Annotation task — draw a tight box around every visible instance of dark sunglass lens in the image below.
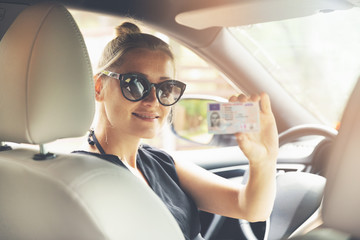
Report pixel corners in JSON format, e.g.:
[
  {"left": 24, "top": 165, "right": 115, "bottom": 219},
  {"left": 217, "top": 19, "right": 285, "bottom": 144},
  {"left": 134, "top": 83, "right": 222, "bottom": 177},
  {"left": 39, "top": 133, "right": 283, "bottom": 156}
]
[
  {"left": 157, "top": 81, "right": 185, "bottom": 106},
  {"left": 122, "top": 75, "right": 148, "bottom": 101}
]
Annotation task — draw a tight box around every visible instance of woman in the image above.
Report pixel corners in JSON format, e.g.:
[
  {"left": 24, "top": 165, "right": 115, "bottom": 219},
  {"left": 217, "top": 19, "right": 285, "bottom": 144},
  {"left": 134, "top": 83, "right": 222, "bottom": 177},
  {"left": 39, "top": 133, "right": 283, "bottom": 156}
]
[{"left": 77, "top": 22, "right": 278, "bottom": 240}]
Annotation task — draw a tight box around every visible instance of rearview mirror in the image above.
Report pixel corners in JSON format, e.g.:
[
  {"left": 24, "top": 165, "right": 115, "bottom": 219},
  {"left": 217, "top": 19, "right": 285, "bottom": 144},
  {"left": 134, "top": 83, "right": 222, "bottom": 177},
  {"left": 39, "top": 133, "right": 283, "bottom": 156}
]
[{"left": 171, "top": 95, "right": 238, "bottom": 147}]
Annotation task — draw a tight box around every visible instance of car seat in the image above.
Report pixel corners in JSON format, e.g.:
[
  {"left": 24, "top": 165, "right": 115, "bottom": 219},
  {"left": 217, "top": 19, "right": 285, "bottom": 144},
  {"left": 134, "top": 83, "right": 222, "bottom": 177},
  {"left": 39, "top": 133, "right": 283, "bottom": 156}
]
[
  {"left": 289, "top": 79, "right": 360, "bottom": 240},
  {"left": 0, "top": 2, "right": 184, "bottom": 240}
]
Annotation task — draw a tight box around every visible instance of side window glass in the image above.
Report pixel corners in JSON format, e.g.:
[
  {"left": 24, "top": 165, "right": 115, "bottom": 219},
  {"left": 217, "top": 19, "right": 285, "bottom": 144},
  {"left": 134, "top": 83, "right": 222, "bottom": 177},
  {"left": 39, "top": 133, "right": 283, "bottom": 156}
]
[{"left": 70, "top": 10, "right": 238, "bottom": 151}]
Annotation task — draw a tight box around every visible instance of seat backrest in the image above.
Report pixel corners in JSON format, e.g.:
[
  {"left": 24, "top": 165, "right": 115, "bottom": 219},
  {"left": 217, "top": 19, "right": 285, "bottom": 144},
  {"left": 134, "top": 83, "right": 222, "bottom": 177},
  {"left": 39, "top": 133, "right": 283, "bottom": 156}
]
[
  {"left": 290, "top": 83, "right": 360, "bottom": 240},
  {"left": 0, "top": 2, "right": 93, "bottom": 144},
  {"left": 0, "top": 3, "right": 184, "bottom": 240},
  {"left": 321, "top": 77, "right": 360, "bottom": 239}
]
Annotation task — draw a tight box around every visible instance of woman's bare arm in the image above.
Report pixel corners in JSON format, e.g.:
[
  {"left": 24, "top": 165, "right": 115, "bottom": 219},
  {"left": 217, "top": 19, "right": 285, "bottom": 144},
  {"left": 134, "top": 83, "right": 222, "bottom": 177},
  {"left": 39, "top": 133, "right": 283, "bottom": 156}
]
[{"left": 175, "top": 93, "right": 278, "bottom": 222}]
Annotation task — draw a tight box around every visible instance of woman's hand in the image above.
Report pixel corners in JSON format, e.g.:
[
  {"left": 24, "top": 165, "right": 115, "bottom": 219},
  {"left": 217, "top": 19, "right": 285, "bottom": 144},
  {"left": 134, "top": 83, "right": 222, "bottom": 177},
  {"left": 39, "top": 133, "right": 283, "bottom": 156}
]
[
  {"left": 175, "top": 93, "right": 278, "bottom": 221},
  {"left": 229, "top": 93, "right": 278, "bottom": 167}
]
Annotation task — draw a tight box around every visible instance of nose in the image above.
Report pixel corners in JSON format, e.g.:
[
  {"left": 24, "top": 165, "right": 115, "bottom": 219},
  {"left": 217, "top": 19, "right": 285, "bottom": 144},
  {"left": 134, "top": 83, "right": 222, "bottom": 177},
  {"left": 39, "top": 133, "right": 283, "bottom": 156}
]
[{"left": 142, "top": 86, "right": 159, "bottom": 106}]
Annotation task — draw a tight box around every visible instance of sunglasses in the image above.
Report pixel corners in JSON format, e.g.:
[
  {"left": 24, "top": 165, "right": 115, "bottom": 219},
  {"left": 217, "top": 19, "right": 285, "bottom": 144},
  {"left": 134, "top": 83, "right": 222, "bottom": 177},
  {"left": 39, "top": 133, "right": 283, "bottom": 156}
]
[{"left": 101, "top": 70, "right": 186, "bottom": 106}]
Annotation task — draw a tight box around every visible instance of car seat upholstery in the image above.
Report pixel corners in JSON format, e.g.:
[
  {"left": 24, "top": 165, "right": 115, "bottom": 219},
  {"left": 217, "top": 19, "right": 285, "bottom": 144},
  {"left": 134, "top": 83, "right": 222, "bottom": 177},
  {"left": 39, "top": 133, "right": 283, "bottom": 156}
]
[
  {"left": 290, "top": 78, "right": 360, "bottom": 240},
  {"left": 0, "top": 2, "right": 184, "bottom": 240}
]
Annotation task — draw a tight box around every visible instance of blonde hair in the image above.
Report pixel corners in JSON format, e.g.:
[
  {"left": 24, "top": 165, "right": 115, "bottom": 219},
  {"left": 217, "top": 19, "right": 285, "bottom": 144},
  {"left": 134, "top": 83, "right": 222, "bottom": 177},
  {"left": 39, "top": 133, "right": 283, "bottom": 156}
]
[{"left": 97, "top": 22, "right": 175, "bottom": 73}]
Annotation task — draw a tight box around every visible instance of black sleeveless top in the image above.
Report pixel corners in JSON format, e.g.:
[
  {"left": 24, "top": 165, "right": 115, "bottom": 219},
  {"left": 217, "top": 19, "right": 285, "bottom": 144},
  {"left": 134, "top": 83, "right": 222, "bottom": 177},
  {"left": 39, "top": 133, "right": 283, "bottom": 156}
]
[{"left": 73, "top": 144, "right": 201, "bottom": 240}]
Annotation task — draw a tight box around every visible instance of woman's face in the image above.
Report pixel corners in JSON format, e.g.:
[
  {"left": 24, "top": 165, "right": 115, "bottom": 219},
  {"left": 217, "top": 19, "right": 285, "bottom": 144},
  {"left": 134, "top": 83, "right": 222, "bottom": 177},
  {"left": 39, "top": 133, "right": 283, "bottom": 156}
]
[{"left": 100, "top": 48, "right": 175, "bottom": 139}]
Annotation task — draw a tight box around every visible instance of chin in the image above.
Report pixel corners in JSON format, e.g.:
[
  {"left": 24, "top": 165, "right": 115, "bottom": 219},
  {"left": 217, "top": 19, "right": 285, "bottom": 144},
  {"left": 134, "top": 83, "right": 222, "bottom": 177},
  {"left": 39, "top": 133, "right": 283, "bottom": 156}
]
[
  {"left": 134, "top": 123, "right": 167, "bottom": 139},
  {"left": 137, "top": 130, "right": 159, "bottom": 139}
]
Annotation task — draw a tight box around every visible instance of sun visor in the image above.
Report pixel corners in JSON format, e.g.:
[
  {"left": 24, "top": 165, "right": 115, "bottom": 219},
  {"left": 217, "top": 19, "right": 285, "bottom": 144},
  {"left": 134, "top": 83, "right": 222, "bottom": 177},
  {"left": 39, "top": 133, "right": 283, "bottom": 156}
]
[{"left": 175, "top": 0, "right": 353, "bottom": 30}]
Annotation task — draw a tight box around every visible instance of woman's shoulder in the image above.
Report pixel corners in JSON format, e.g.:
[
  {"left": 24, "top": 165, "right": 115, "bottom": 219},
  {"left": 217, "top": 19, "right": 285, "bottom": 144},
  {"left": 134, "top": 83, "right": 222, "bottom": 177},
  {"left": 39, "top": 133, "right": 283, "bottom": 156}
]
[
  {"left": 138, "top": 144, "right": 180, "bottom": 185},
  {"left": 72, "top": 150, "right": 126, "bottom": 168},
  {"left": 140, "top": 144, "right": 172, "bottom": 158},
  {"left": 138, "top": 144, "right": 175, "bottom": 166}
]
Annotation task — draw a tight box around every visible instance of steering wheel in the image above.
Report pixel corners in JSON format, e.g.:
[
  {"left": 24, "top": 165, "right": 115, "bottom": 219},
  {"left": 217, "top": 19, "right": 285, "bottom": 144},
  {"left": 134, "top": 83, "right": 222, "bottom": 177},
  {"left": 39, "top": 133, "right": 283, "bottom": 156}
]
[
  {"left": 204, "top": 124, "right": 337, "bottom": 240},
  {"left": 240, "top": 124, "right": 337, "bottom": 240},
  {"left": 278, "top": 124, "right": 337, "bottom": 147}
]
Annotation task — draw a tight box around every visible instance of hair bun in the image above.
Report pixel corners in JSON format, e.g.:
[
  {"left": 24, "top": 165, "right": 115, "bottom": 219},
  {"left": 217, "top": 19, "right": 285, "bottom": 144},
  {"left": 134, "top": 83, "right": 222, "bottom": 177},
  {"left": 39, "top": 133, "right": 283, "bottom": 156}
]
[{"left": 115, "top": 22, "right": 141, "bottom": 37}]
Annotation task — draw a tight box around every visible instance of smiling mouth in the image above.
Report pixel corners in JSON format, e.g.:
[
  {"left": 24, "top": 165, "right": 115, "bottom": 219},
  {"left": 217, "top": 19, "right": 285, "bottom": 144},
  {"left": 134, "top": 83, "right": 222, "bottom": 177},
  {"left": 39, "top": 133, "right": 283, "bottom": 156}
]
[{"left": 132, "top": 112, "right": 160, "bottom": 120}]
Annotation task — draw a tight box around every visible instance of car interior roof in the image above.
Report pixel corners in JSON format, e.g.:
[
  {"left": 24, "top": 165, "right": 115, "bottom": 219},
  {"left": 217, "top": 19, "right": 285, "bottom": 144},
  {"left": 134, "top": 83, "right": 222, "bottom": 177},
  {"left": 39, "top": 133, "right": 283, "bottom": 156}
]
[{"left": 2, "top": 0, "right": 355, "bottom": 47}]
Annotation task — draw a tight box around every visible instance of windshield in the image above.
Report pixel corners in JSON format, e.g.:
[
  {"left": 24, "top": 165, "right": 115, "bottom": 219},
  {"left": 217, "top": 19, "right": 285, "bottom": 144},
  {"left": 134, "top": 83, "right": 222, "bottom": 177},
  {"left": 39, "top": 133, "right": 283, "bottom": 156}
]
[{"left": 229, "top": 7, "right": 360, "bottom": 128}]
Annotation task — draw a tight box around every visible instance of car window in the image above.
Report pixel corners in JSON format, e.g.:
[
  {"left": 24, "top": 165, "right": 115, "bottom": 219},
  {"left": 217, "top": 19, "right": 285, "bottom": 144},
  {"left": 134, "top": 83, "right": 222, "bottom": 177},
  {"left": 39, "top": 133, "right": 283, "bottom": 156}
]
[
  {"left": 228, "top": 8, "right": 360, "bottom": 129},
  {"left": 61, "top": 9, "right": 239, "bottom": 151}
]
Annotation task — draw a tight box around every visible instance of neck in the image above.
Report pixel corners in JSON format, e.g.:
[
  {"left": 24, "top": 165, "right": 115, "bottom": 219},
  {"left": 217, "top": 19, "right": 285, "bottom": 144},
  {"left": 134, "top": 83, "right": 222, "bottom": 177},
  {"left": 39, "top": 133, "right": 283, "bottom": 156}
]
[{"left": 89, "top": 122, "right": 141, "bottom": 169}]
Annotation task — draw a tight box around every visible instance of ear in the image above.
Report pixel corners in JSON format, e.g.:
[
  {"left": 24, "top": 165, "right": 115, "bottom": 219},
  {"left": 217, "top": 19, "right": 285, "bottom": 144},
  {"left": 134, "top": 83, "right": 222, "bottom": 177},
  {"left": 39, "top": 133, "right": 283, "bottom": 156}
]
[{"left": 94, "top": 74, "right": 104, "bottom": 101}]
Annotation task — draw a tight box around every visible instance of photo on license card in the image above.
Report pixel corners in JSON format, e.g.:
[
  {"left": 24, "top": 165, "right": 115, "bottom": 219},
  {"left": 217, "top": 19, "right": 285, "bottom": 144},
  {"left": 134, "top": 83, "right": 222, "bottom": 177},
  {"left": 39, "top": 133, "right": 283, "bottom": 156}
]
[{"left": 207, "top": 102, "right": 260, "bottom": 134}]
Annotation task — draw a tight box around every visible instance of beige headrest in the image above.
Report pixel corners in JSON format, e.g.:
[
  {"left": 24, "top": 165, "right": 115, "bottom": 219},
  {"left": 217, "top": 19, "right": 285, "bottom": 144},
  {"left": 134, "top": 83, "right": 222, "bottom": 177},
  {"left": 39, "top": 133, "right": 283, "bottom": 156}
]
[{"left": 0, "top": 2, "right": 94, "bottom": 144}]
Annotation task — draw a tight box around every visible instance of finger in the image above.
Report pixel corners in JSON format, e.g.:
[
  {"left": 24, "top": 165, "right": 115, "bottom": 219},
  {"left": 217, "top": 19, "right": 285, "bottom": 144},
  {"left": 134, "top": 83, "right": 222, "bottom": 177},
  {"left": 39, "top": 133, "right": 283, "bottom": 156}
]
[
  {"left": 235, "top": 131, "right": 246, "bottom": 140},
  {"left": 259, "top": 92, "right": 272, "bottom": 113},
  {"left": 229, "top": 95, "right": 238, "bottom": 102},
  {"left": 237, "top": 94, "right": 247, "bottom": 102},
  {"left": 234, "top": 132, "right": 250, "bottom": 153},
  {"left": 249, "top": 94, "right": 260, "bottom": 102}
]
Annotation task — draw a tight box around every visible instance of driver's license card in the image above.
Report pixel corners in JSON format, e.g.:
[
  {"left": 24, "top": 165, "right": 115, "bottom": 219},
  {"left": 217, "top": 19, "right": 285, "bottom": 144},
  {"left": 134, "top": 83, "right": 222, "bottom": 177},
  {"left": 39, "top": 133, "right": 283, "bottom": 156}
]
[{"left": 207, "top": 102, "right": 260, "bottom": 134}]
